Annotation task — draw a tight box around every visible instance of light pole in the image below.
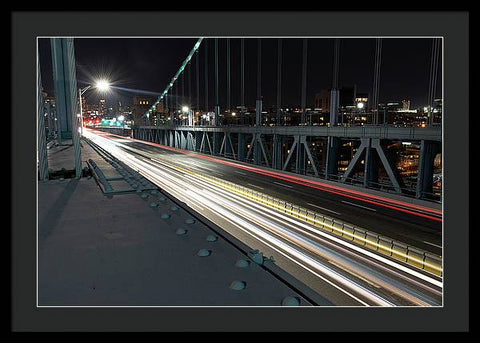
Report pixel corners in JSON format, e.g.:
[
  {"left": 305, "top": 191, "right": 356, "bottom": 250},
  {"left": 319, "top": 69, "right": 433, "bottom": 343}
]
[
  {"left": 78, "top": 79, "right": 110, "bottom": 135},
  {"left": 78, "top": 85, "right": 91, "bottom": 135},
  {"left": 182, "top": 106, "right": 194, "bottom": 127}
]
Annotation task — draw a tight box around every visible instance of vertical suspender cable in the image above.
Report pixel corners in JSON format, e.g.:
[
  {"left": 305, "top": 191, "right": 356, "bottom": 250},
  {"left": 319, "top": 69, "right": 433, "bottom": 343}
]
[
  {"left": 331, "top": 38, "right": 340, "bottom": 126},
  {"left": 372, "top": 38, "right": 382, "bottom": 125},
  {"left": 205, "top": 39, "right": 209, "bottom": 113},
  {"left": 372, "top": 39, "right": 378, "bottom": 124},
  {"left": 227, "top": 38, "right": 231, "bottom": 113},
  {"left": 301, "top": 38, "right": 308, "bottom": 125},
  {"left": 241, "top": 38, "right": 245, "bottom": 109},
  {"left": 257, "top": 38, "right": 261, "bottom": 101},
  {"left": 428, "top": 38, "right": 440, "bottom": 125},
  {"left": 377, "top": 39, "right": 382, "bottom": 125},
  {"left": 276, "top": 38, "right": 283, "bottom": 126},
  {"left": 333, "top": 38, "right": 340, "bottom": 89},
  {"left": 256, "top": 38, "right": 262, "bottom": 127},
  {"left": 215, "top": 38, "right": 219, "bottom": 124},
  {"left": 196, "top": 49, "right": 200, "bottom": 112}
]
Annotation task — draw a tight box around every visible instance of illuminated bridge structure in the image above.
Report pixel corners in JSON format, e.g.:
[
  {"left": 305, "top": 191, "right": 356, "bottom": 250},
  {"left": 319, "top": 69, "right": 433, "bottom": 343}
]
[
  {"left": 130, "top": 37, "right": 442, "bottom": 201},
  {"left": 128, "top": 124, "right": 441, "bottom": 200}
]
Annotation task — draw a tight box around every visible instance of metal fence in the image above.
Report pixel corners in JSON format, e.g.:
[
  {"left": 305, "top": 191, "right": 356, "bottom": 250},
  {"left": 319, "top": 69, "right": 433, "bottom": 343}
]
[{"left": 191, "top": 170, "right": 443, "bottom": 277}]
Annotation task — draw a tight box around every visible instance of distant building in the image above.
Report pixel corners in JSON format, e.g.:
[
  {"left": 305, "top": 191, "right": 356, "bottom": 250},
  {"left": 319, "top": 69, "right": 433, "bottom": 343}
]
[
  {"left": 354, "top": 93, "right": 369, "bottom": 109},
  {"left": 314, "top": 86, "right": 361, "bottom": 112},
  {"left": 314, "top": 86, "right": 371, "bottom": 125},
  {"left": 402, "top": 99, "right": 411, "bottom": 111},
  {"left": 132, "top": 95, "right": 154, "bottom": 125},
  {"left": 338, "top": 86, "right": 356, "bottom": 110},
  {"left": 99, "top": 99, "right": 107, "bottom": 116},
  {"left": 314, "top": 89, "right": 331, "bottom": 113}
]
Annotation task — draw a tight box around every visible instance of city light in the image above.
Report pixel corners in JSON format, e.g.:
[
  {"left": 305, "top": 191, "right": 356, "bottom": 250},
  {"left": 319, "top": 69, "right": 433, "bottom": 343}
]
[
  {"left": 117, "top": 115, "right": 125, "bottom": 122},
  {"left": 182, "top": 106, "right": 189, "bottom": 113},
  {"left": 95, "top": 79, "right": 110, "bottom": 92},
  {"left": 231, "top": 112, "right": 236, "bottom": 116},
  {"left": 357, "top": 102, "right": 364, "bottom": 109}
]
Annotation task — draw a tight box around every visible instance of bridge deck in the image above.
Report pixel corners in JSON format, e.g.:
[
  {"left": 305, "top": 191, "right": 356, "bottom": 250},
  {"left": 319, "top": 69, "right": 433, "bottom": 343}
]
[{"left": 37, "top": 142, "right": 324, "bottom": 306}]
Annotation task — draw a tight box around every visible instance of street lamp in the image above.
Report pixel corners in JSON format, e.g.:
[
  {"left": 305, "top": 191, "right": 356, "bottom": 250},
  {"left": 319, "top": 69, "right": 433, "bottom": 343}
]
[
  {"left": 182, "top": 106, "right": 194, "bottom": 126},
  {"left": 78, "top": 79, "right": 111, "bottom": 135}
]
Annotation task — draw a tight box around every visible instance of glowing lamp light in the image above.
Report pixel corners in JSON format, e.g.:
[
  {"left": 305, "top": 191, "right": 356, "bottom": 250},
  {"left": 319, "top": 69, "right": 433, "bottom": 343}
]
[
  {"left": 117, "top": 115, "right": 125, "bottom": 122},
  {"left": 182, "top": 106, "right": 189, "bottom": 113},
  {"left": 231, "top": 112, "right": 236, "bottom": 116},
  {"left": 357, "top": 102, "right": 364, "bottom": 109},
  {"left": 95, "top": 79, "right": 110, "bottom": 92}
]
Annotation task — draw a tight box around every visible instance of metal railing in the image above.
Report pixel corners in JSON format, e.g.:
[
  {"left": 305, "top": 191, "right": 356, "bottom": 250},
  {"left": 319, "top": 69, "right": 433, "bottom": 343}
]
[{"left": 189, "top": 170, "right": 443, "bottom": 277}]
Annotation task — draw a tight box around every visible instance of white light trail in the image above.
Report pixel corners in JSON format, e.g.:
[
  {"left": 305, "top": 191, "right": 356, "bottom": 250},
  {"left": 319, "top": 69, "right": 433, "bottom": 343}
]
[{"left": 83, "top": 129, "right": 442, "bottom": 306}]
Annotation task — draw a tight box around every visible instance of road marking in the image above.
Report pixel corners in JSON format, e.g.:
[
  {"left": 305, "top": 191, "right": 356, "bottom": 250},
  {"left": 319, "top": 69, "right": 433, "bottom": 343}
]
[
  {"left": 273, "top": 181, "right": 294, "bottom": 189},
  {"left": 247, "top": 183, "right": 264, "bottom": 190},
  {"left": 328, "top": 260, "right": 382, "bottom": 289},
  {"left": 341, "top": 200, "right": 377, "bottom": 212},
  {"left": 306, "top": 203, "right": 341, "bottom": 216},
  {"left": 235, "top": 171, "right": 247, "bottom": 175},
  {"left": 423, "top": 241, "right": 442, "bottom": 249}
]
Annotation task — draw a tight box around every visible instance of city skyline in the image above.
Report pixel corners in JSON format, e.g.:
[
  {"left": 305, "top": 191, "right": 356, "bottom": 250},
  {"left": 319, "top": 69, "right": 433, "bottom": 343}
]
[{"left": 38, "top": 37, "right": 442, "bottom": 110}]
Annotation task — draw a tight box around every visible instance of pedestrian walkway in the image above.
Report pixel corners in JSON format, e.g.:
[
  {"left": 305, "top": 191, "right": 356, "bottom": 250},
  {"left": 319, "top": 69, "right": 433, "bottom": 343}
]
[{"left": 37, "top": 139, "right": 320, "bottom": 306}]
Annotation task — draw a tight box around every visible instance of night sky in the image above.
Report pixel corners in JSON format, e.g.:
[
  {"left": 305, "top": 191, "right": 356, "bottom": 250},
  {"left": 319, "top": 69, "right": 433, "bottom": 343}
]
[{"left": 38, "top": 37, "right": 442, "bottom": 110}]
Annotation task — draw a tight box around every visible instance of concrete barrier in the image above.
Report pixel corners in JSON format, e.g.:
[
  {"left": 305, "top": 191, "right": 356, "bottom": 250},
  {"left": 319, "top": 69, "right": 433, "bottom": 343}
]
[{"left": 187, "top": 167, "right": 443, "bottom": 277}]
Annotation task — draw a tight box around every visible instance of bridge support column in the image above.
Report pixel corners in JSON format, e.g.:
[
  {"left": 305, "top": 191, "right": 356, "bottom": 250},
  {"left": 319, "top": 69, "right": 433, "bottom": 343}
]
[
  {"left": 50, "top": 37, "right": 81, "bottom": 178},
  {"left": 175, "top": 131, "right": 179, "bottom": 147},
  {"left": 195, "top": 132, "right": 202, "bottom": 151},
  {"left": 186, "top": 132, "right": 194, "bottom": 151},
  {"left": 161, "top": 130, "right": 166, "bottom": 145},
  {"left": 256, "top": 100, "right": 262, "bottom": 126},
  {"left": 223, "top": 132, "right": 235, "bottom": 159},
  {"left": 246, "top": 133, "right": 270, "bottom": 166},
  {"left": 342, "top": 138, "right": 403, "bottom": 193},
  {"left": 199, "top": 132, "right": 213, "bottom": 155},
  {"left": 341, "top": 138, "right": 369, "bottom": 184},
  {"left": 272, "top": 134, "right": 283, "bottom": 170},
  {"left": 416, "top": 140, "right": 440, "bottom": 199},
  {"left": 282, "top": 135, "right": 317, "bottom": 176},
  {"left": 363, "top": 138, "right": 379, "bottom": 188},
  {"left": 371, "top": 139, "right": 403, "bottom": 193},
  {"left": 214, "top": 105, "right": 220, "bottom": 126},
  {"left": 238, "top": 133, "right": 246, "bottom": 162},
  {"left": 283, "top": 136, "right": 298, "bottom": 171},
  {"left": 325, "top": 136, "right": 340, "bottom": 179},
  {"left": 295, "top": 136, "right": 305, "bottom": 174},
  {"left": 213, "top": 132, "right": 222, "bottom": 155},
  {"left": 300, "top": 136, "right": 319, "bottom": 177},
  {"left": 329, "top": 89, "right": 340, "bottom": 125},
  {"left": 51, "top": 38, "right": 74, "bottom": 142},
  {"left": 182, "top": 132, "right": 188, "bottom": 150},
  {"left": 253, "top": 134, "right": 261, "bottom": 165}
]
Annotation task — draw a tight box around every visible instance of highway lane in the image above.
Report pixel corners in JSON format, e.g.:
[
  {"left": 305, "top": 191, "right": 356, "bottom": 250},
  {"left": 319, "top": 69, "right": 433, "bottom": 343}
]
[
  {"left": 102, "top": 132, "right": 442, "bottom": 255},
  {"left": 84, "top": 129, "right": 443, "bottom": 306}
]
